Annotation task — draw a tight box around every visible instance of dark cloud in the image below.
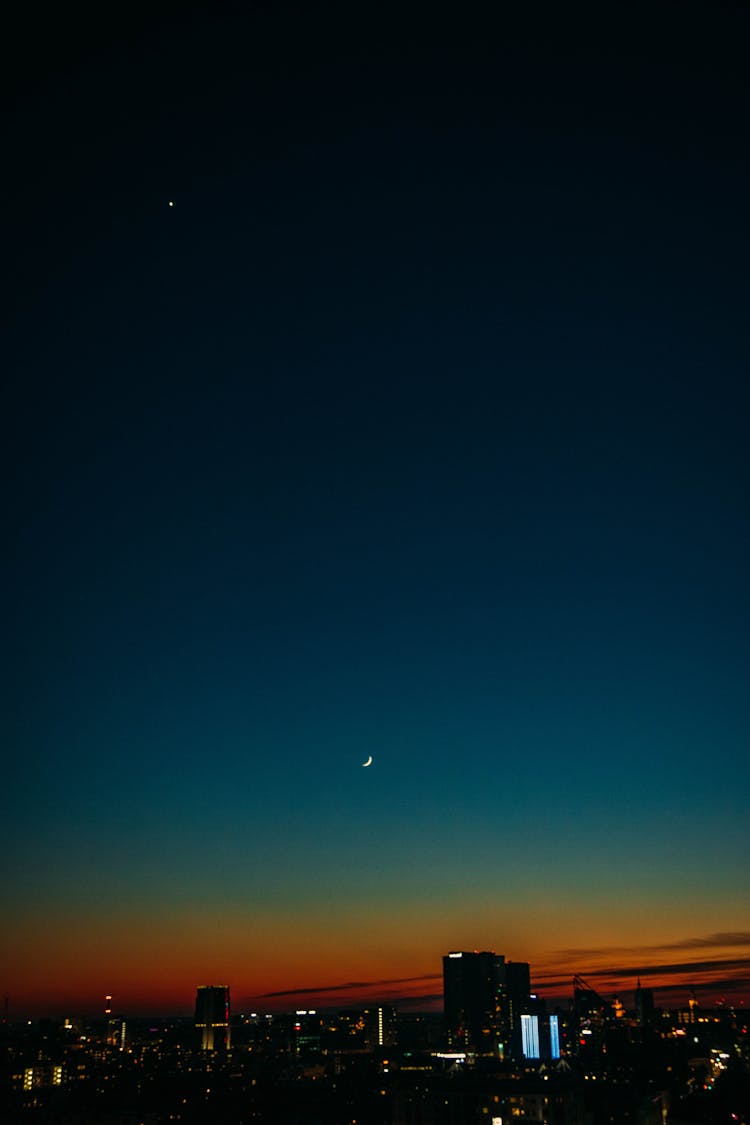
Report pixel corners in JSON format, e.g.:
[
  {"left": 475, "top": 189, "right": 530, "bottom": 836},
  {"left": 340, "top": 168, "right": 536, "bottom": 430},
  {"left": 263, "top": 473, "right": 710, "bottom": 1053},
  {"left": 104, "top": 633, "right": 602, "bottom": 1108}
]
[
  {"left": 553, "top": 932, "right": 750, "bottom": 963},
  {"left": 256, "top": 973, "right": 441, "bottom": 999},
  {"left": 395, "top": 992, "right": 444, "bottom": 1009},
  {"left": 536, "top": 972, "right": 750, "bottom": 1001},
  {"left": 658, "top": 932, "right": 750, "bottom": 950},
  {"left": 533, "top": 951, "right": 750, "bottom": 1006},
  {"left": 532, "top": 978, "right": 573, "bottom": 991},
  {"left": 577, "top": 957, "right": 750, "bottom": 980},
  {"left": 241, "top": 944, "right": 750, "bottom": 1011},
  {"left": 649, "top": 975, "right": 750, "bottom": 998},
  {"left": 537, "top": 956, "right": 750, "bottom": 982}
]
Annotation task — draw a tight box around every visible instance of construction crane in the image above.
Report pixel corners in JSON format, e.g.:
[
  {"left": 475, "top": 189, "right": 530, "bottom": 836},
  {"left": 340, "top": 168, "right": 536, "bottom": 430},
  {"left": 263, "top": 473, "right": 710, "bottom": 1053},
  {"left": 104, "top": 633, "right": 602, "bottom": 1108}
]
[{"left": 573, "top": 974, "right": 614, "bottom": 1019}]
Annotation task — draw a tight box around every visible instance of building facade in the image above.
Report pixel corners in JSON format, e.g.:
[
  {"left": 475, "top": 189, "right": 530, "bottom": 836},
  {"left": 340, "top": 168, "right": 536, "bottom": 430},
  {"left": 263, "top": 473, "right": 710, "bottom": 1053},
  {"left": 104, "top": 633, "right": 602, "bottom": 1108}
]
[
  {"left": 443, "top": 951, "right": 506, "bottom": 1054},
  {"left": 195, "top": 985, "right": 231, "bottom": 1050}
]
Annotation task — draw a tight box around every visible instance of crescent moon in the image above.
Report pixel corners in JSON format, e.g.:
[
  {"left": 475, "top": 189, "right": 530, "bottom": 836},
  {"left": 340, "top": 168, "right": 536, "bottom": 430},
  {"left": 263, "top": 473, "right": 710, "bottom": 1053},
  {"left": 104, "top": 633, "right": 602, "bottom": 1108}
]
[{"left": 362, "top": 756, "right": 373, "bottom": 767}]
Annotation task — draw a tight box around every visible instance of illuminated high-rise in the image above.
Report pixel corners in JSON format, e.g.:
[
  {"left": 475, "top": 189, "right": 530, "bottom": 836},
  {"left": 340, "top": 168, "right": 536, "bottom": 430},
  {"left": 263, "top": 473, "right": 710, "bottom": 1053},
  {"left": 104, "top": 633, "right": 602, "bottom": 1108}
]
[
  {"left": 521, "top": 1012, "right": 540, "bottom": 1059},
  {"left": 195, "top": 985, "right": 231, "bottom": 1050}
]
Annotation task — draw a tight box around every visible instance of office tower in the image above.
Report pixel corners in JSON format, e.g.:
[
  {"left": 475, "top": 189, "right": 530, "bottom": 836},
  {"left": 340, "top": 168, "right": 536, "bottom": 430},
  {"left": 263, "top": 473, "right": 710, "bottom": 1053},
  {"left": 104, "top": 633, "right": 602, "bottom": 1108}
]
[
  {"left": 443, "top": 951, "right": 506, "bottom": 1053},
  {"left": 504, "top": 961, "right": 531, "bottom": 1059},
  {"left": 195, "top": 985, "right": 231, "bottom": 1050},
  {"left": 505, "top": 961, "right": 530, "bottom": 1000}
]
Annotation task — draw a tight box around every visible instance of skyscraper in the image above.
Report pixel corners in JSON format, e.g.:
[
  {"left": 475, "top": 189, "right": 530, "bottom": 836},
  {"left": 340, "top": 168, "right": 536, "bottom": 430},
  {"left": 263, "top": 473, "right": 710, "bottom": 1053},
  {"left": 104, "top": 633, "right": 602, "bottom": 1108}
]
[
  {"left": 195, "top": 985, "right": 231, "bottom": 1050},
  {"left": 504, "top": 961, "right": 531, "bottom": 1059},
  {"left": 442, "top": 951, "right": 505, "bottom": 1053}
]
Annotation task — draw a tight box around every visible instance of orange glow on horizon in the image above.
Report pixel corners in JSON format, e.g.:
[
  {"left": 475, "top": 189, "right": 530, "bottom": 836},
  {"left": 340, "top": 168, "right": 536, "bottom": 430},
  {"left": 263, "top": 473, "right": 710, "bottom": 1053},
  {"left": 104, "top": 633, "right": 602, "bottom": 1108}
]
[{"left": 6, "top": 895, "right": 748, "bottom": 1017}]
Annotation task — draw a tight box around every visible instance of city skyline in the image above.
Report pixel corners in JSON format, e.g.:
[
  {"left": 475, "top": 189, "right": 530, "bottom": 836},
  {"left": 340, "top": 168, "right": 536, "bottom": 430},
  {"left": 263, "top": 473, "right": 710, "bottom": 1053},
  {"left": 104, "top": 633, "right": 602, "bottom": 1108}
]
[
  {"left": 6, "top": 2, "right": 749, "bottom": 1024},
  {"left": 7, "top": 931, "right": 749, "bottom": 1019}
]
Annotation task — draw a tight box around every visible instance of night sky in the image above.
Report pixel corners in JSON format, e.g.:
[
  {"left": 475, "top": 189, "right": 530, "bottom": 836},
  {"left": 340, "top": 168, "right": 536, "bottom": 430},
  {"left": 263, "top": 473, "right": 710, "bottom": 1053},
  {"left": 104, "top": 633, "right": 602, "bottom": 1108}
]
[{"left": 5, "top": 1, "right": 749, "bottom": 1016}]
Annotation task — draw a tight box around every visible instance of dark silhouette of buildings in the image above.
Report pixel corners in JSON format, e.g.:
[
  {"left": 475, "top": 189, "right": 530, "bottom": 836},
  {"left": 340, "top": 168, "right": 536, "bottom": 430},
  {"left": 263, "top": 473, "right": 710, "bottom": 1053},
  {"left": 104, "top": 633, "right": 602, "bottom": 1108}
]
[
  {"left": 441, "top": 950, "right": 566, "bottom": 1062},
  {"left": 2, "top": 975, "right": 748, "bottom": 1124},
  {"left": 194, "top": 985, "right": 230, "bottom": 1050},
  {"left": 443, "top": 950, "right": 505, "bottom": 1053}
]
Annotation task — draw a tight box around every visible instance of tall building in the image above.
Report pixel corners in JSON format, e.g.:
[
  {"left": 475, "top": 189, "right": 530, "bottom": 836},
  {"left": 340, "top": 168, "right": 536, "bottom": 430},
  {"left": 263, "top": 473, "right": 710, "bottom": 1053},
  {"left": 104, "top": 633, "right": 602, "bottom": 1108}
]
[
  {"left": 195, "top": 985, "right": 231, "bottom": 1050},
  {"left": 504, "top": 961, "right": 531, "bottom": 1060},
  {"left": 371, "top": 1005, "right": 398, "bottom": 1051},
  {"left": 443, "top": 951, "right": 506, "bottom": 1053},
  {"left": 103, "top": 994, "right": 126, "bottom": 1049},
  {"left": 505, "top": 961, "right": 530, "bottom": 1000}
]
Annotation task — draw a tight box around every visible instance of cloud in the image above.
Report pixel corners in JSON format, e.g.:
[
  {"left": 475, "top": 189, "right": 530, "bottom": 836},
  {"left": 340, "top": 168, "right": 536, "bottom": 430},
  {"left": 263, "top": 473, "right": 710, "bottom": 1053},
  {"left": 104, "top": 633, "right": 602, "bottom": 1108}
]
[
  {"left": 532, "top": 948, "right": 750, "bottom": 1004},
  {"left": 649, "top": 974, "right": 750, "bottom": 998},
  {"left": 534, "top": 955, "right": 750, "bottom": 1005},
  {"left": 256, "top": 973, "right": 441, "bottom": 999},
  {"left": 657, "top": 932, "right": 750, "bottom": 951},
  {"left": 551, "top": 932, "right": 750, "bottom": 963},
  {"left": 237, "top": 936, "right": 750, "bottom": 1011},
  {"left": 582, "top": 956, "right": 750, "bottom": 980},
  {"left": 533, "top": 978, "right": 575, "bottom": 991},
  {"left": 536, "top": 956, "right": 750, "bottom": 982},
  {"left": 396, "top": 992, "right": 444, "bottom": 1008}
]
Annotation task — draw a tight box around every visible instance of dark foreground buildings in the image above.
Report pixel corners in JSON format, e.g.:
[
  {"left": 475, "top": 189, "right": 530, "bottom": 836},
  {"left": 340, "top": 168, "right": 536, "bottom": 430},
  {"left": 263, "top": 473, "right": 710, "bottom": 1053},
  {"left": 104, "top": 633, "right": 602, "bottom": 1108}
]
[
  {"left": 2, "top": 960, "right": 748, "bottom": 1124},
  {"left": 443, "top": 950, "right": 559, "bottom": 1063}
]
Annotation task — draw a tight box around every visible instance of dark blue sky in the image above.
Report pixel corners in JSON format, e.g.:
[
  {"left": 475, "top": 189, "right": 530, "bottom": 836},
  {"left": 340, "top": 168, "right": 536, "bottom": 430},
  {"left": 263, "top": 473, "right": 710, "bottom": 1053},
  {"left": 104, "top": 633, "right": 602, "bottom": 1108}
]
[{"left": 5, "top": 1, "right": 749, "bottom": 1012}]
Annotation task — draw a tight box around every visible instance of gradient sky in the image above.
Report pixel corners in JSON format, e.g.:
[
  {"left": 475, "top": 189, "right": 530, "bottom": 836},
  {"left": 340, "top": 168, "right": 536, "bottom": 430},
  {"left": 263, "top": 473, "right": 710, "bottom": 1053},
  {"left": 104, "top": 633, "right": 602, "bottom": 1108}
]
[{"left": 5, "top": 1, "right": 749, "bottom": 1017}]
